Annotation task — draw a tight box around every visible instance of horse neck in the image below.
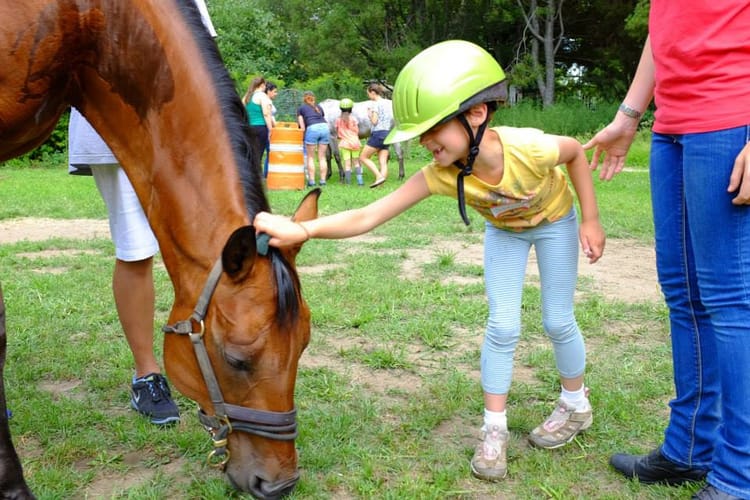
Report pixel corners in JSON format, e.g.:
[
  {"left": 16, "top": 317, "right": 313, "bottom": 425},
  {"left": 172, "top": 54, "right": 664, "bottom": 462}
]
[{"left": 74, "top": 0, "right": 253, "bottom": 303}]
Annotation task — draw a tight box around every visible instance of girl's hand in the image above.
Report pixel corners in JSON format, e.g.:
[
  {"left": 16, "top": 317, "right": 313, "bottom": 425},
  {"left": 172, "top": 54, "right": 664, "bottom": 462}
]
[
  {"left": 253, "top": 211, "right": 310, "bottom": 248},
  {"left": 728, "top": 142, "right": 750, "bottom": 205},
  {"left": 579, "top": 219, "right": 605, "bottom": 264}
]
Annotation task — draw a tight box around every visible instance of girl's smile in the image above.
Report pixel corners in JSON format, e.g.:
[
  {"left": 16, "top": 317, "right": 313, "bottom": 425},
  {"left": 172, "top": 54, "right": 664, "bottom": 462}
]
[{"left": 419, "top": 119, "right": 469, "bottom": 166}]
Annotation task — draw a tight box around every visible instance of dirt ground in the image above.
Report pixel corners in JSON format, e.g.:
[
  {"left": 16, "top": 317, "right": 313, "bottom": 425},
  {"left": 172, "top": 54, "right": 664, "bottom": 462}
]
[{"left": 0, "top": 217, "right": 660, "bottom": 304}]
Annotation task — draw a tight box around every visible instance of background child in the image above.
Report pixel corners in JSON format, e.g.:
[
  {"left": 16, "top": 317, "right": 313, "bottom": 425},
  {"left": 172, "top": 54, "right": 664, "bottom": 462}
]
[
  {"left": 254, "top": 40, "right": 605, "bottom": 482},
  {"left": 335, "top": 98, "right": 363, "bottom": 185}
]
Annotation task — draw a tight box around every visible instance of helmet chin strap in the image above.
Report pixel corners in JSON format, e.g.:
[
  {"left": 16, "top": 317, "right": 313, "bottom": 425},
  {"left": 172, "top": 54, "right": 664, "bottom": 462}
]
[{"left": 453, "top": 114, "right": 489, "bottom": 225}]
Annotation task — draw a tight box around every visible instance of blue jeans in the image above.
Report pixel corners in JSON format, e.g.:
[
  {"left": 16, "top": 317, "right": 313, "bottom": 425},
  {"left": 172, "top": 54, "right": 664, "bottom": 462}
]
[
  {"left": 651, "top": 127, "right": 750, "bottom": 497},
  {"left": 481, "top": 208, "right": 585, "bottom": 394}
]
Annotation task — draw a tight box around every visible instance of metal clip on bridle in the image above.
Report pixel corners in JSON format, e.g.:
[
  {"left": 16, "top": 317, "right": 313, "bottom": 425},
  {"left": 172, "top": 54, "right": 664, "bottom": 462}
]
[{"left": 162, "top": 244, "right": 297, "bottom": 469}]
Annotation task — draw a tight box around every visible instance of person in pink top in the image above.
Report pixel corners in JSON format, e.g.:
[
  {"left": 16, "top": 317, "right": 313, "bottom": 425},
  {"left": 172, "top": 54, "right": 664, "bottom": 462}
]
[
  {"left": 335, "top": 98, "right": 363, "bottom": 186},
  {"left": 585, "top": 3, "right": 750, "bottom": 499}
]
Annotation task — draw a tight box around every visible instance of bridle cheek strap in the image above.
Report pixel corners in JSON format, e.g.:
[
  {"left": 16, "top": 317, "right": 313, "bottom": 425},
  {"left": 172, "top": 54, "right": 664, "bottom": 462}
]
[{"left": 162, "top": 255, "right": 297, "bottom": 469}]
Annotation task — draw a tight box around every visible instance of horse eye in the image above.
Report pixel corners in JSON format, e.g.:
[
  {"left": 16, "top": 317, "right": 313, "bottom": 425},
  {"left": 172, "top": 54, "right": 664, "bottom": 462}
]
[{"left": 225, "top": 354, "right": 251, "bottom": 371}]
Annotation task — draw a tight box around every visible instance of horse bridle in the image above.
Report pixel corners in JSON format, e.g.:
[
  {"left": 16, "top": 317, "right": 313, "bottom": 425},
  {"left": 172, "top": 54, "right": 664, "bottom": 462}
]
[{"left": 162, "top": 239, "right": 297, "bottom": 468}]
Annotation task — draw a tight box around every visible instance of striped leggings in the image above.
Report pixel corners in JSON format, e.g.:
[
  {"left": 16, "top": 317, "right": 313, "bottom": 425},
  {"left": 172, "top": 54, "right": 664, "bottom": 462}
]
[{"left": 481, "top": 208, "right": 586, "bottom": 395}]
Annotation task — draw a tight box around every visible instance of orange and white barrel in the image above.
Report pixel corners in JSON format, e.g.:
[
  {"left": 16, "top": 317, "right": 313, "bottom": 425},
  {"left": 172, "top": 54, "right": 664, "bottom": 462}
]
[{"left": 267, "top": 122, "right": 305, "bottom": 190}]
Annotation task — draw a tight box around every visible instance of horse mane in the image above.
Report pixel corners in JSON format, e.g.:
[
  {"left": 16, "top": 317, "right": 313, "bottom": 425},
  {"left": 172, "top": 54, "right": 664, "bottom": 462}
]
[{"left": 175, "top": 1, "right": 301, "bottom": 327}]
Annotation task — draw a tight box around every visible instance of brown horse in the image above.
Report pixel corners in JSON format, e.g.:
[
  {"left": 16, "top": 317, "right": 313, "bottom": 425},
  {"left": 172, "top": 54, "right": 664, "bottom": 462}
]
[{"left": 0, "top": 1, "right": 319, "bottom": 498}]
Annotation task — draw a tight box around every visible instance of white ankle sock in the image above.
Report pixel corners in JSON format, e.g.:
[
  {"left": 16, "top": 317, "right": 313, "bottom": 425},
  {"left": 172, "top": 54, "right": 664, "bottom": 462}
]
[
  {"left": 483, "top": 409, "right": 507, "bottom": 431},
  {"left": 560, "top": 386, "right": 589, "bottom": 409}
]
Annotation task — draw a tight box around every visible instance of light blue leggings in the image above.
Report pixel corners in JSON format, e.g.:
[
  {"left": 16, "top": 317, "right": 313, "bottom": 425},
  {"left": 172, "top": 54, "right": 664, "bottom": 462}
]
[{"left": 481, "top": 208, "right": 586, "bottom": 395}]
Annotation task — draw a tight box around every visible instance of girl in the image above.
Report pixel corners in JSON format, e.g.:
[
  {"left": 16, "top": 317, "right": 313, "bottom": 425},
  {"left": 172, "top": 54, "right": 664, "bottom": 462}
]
[
  {"left": 359, "top": 83, "right": 393, "bottom": 187},
  {"left": 296, "top": 90, "right": 329, "bottom": 187},
  {"left": 254, "top": 40, "right": 605, "bottom": 481},
  {"left": 335, "top": 98, "right": 363, "bottom": 185}
]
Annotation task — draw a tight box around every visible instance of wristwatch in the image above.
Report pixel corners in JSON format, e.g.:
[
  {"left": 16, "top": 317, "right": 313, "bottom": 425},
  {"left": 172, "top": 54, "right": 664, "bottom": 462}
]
[{"left": 618, "top": 103, "right": 642, "bottom": 120}]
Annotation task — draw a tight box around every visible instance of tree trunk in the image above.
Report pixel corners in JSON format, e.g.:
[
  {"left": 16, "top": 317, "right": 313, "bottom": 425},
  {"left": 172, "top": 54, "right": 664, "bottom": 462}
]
[{"left": 517, "top": 0, "right": 564, "bottom": 107}]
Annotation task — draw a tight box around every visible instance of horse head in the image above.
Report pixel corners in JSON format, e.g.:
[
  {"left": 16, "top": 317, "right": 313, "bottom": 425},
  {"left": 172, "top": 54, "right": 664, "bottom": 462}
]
[
  {"left": 163, "top": 190, "right": 319, "bottom": 498},
  {"left": 0, "top": 1, "right": 318, "bottom": 497}
]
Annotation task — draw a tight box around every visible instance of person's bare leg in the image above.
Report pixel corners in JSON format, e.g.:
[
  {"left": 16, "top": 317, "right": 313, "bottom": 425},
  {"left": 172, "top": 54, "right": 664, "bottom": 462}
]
[
  {"left": 377, "top": 148, "right": 389, "bottom": 179},
  {"left": 305, "top": 144, "right": 317, "bottom": 184},
  {"left": 359, "top": 145, "right": 381, "bottom": 180},
  {"left": 112, "top": 257, "right": 160, "bottom": 378},
  {"left": 318, "top": 144, "right": 329, "bottom": 182}
]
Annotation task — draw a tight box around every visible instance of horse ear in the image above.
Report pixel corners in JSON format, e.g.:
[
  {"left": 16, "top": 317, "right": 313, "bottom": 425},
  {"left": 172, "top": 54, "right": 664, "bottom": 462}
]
[
  {"left": 292, "top": 188, "right": 321, "bottom": 223},
  {"left": 284, "top": 188, "right": 321, "bottom": 260},
  {"left": 221, "top": 226, "right": 257, "bottom": 279}
]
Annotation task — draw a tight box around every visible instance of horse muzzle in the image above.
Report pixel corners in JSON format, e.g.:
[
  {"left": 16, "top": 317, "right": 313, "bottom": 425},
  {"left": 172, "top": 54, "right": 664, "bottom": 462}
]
[{"left": 227, "top": 469, "right": 300, "bottom": 500}]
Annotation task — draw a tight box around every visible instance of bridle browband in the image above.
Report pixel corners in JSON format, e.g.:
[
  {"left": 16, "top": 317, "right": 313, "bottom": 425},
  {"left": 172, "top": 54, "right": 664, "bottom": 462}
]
[{"left": 162, "top": 235, "right": 297, "bottom": 468}]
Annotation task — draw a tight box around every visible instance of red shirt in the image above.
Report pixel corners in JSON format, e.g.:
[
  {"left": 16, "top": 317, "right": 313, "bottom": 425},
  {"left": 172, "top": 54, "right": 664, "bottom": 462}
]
[{"left": 649, "top": 1, "right": 750, "bottom": 134}]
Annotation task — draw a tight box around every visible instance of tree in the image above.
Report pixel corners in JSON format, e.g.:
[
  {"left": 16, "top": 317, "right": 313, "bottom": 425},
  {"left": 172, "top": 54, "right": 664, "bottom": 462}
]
[
  {"left": 208, "top": 0, "right": 299, "bottom": 88},
  {"left": 206, "top": 0, "right": 644, "bottom": 103},
  {"left": 514, "top": 0, "right": 565, "bottom": 106},
  {"left": 561, "top": 0, "right": 645, "bottom": 100}
]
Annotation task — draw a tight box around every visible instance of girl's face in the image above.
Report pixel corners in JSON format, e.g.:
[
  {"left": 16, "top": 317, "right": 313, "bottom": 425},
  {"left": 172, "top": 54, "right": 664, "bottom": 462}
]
[{"left": 419, "top": 118, "right": 469, "bottom": 166}]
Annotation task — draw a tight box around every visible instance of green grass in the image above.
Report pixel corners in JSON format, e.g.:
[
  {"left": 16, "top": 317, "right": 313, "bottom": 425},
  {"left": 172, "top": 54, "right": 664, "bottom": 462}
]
[{"left": 0, "top": 143, "right": 699, "bottom": 499}]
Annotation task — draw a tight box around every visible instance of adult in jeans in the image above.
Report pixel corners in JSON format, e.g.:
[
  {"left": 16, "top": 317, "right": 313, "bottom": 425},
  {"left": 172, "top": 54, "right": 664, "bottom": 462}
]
[
  {"left": 68, "top": 109, "right": 179, "bottom": 425},
  {"left": 584, "top": 3, "right": 750, "bottom": 499}
]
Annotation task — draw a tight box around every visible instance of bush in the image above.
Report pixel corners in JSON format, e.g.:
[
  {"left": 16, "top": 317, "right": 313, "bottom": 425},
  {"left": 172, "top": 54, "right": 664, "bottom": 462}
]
[
  {"left": 3, "top": 110, "right": 70, "bottom": 165},
  {"left": 496, "top": 98, "right": 619, "bottom": 137},
  {"left": 293, "top": 70, "right": 370, "bottom": 103}
]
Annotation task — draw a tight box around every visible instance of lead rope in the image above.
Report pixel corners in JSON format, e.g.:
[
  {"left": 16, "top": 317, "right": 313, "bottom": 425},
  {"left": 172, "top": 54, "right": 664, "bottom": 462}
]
[{"left": 453, "top": 115, "right": 489, "bottom": 225}]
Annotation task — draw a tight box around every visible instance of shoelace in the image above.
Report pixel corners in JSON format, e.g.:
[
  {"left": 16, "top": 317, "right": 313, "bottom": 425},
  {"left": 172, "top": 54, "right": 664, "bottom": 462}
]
[{"left": 143, "top": 377, "right": 169, "bottom": 403}]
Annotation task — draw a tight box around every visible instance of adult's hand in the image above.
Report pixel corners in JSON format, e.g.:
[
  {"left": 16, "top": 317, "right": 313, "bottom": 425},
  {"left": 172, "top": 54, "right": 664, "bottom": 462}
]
[
  {"left": 582, "top": 118, "right": 639, "bottom": 181},
  {"left": 728, "top": 142, "right": 750, "bottom": 205}
]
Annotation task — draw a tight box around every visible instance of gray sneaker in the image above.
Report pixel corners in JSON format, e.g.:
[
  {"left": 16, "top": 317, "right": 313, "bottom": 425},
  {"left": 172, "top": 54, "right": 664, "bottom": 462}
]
[
  {"left": 528, "top": 398, "right": 592, "bottom": 449},
  {"left": 470, "top": 424, "right": 508, "bottom": 481},
  {"left": 130, "top": 373, "right": 180, "bottom": 425}
]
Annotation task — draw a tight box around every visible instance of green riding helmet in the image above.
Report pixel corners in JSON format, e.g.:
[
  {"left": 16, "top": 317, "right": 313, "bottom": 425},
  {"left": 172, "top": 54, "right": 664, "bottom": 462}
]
[
  {"left": 385, "top": 40, "right": 507, "bottom": 145},
  {"left": 339, "top": 97, "right": 354, "bottom": 111}
]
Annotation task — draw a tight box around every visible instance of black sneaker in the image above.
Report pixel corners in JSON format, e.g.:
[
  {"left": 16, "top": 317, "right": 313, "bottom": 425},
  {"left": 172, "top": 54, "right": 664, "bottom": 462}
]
[{"left": 130, "top": 373, "right": 180, "bottom": 425}]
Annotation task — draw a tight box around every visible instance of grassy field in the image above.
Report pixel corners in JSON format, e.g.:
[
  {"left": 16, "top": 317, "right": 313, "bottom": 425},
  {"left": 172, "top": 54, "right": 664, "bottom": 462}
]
[{"left": 0, "top": 149, "right": 700, "bottom": 499}]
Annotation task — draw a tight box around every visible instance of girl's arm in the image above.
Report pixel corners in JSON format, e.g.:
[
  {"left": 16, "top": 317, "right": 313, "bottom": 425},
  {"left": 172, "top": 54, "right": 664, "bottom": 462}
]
[
  {"left": 254, "top": 171, "right": 432, "bottom": 247},
  {"left": 556, "top": 135, "right": 605, "bottom": 263},
  {"left": 369, "top": 104, "right": 379, "bottom": 125},
  {"left": 296, "top": 112, "right": 305, "bottom": 131}
]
